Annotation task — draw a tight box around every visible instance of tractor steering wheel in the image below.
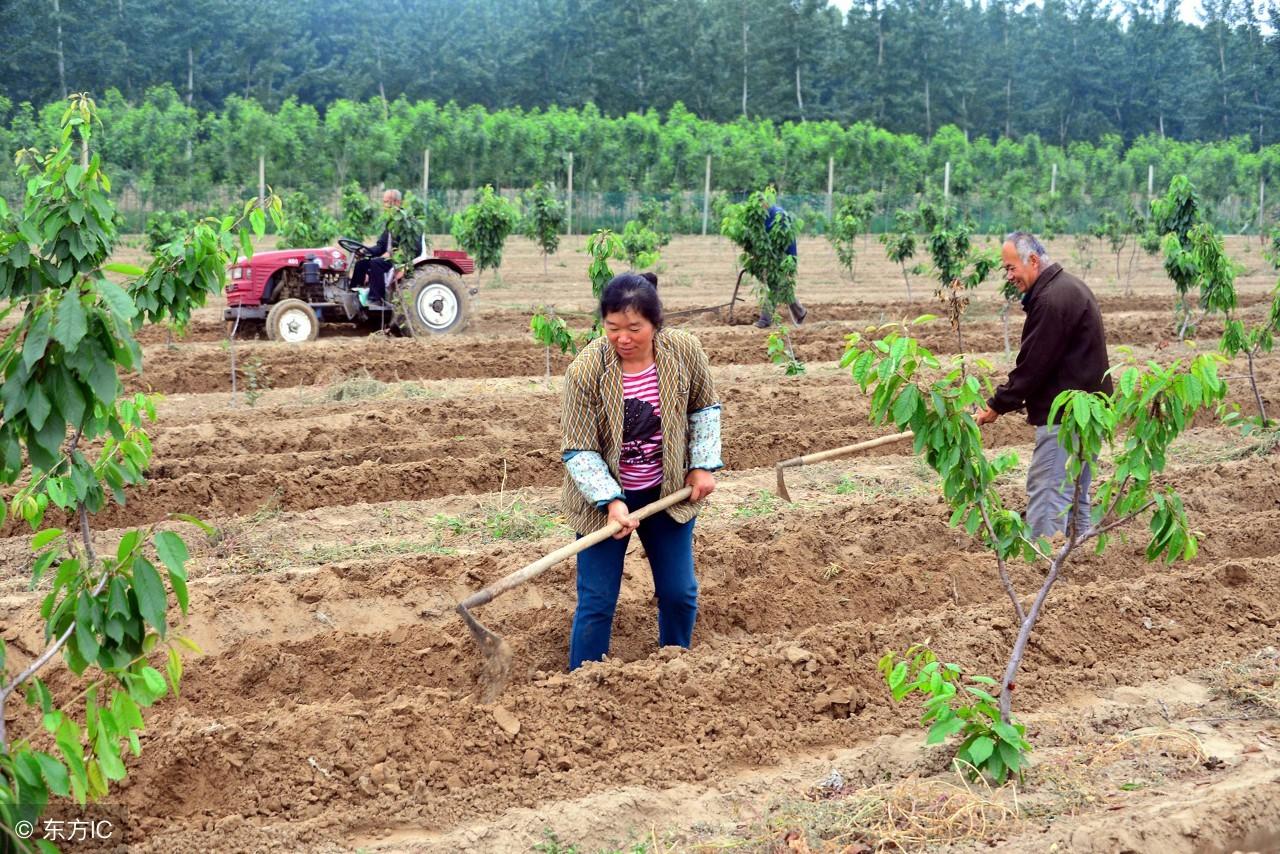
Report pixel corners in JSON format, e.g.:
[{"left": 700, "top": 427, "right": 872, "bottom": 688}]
[{"left": 338, "top": 237, "right": 371, "bottom": 257}]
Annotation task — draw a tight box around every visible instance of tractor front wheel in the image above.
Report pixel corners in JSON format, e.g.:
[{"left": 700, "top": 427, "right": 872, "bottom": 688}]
[
  {"left": 266, "top": 298, "right": 320, "bottom": 343},
  {"left": 399, "top": 265, "right": 471, "bottom": 336}
]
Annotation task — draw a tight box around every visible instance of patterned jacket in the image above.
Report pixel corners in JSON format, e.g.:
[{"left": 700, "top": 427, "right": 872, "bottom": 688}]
[{"left": 560, "top": 327, "right": 720, "bottom": 533}]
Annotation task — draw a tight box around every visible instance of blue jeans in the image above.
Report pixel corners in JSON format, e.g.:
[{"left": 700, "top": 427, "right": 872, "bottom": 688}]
[
  {"left": 1027, "top": 424, "right": 1093, "bottom": 538},
  {"left": 568, "top": 486, "right": 698, "bottom": 670}
]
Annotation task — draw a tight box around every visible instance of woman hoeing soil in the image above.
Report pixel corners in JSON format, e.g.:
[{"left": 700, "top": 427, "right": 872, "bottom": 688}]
[{"left": 561, "top": 272, "right": 723, "bottom": 669}]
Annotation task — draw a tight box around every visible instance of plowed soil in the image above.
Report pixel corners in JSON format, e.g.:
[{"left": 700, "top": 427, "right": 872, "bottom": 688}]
[{"left": 1, "top": 235, "right": 1278, "bottom": 853}]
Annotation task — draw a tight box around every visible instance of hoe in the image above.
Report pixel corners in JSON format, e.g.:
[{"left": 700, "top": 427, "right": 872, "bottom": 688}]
[
  {"left": 456, "top": 486, "right": 694, "bottom": 702},
  {"left": 774, "top": 430, "right": 915, "bottom": 501}
]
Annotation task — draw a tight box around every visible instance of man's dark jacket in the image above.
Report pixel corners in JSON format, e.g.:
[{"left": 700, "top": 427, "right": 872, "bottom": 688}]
[{"left": 988, "top": 262, "right": 1112, "bottom": 425}]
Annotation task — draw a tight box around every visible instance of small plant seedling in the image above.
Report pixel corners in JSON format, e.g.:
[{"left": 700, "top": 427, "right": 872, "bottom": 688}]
[
  {"left": 879, "top": 644, "right": 1031, "bottom": 783},
  {"left": 529, "top": 306, "right": 579, "bottom": 384},
  {"left": 733, "top": 490, "right": 785, "bottom": 518},
  {"left": 766, "top": 323, "right": 805, "bottom": 376}
]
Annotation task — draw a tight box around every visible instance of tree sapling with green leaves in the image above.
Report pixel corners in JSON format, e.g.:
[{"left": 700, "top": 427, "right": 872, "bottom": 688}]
[
  {"left": 523, "top": 182, "right": 565, "bottom": 274},
  {"left": 451, "top": 184, "right": 520, "bottom": 284},
  {"left": 0, "top": 95, "right": 269, "bottom": 846},
  {"left": 620, "top": 220, "right": 662, "bottom": 271},
  {"left": 827, "top": 193, "right": 875, "bottom": 283},
  {"left": 918, "top": 201, "right": 998, "bottom": 355},
  {"left": 879, "top": 209, "right": 919, "bottom": 302},
  {"left": 844, "top": 321, "right": 1226, "bottom": 781},
  {"left": 586, "top": 229, "right": 626, "bottom": 301},
  {"left": 1149, "top": 175, "right": 1205, "bottom": 340},
  {"left": 529, "top": 306, "right": 579, "bottom": 385},
  {"left": 720, "top": 187, "right": 800, "bottom": 324}
]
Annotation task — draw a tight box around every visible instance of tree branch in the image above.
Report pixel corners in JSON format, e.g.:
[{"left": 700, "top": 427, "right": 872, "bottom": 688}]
[{"left": 978, "top": 503, "right": 1025, "bottom": 624}]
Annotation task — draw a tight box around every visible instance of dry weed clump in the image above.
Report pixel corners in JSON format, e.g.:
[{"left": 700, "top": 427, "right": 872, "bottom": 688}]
[
  {"left": 764, "top": 776, "right": 1019, "bottom": 852},
  {"left": 1212, "top": 651, "right": 1280, "bottom": 715}
]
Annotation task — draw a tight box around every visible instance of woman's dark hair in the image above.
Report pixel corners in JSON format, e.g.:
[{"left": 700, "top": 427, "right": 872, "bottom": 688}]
[{"left": 599, "top": 272, "right": 663, "bottom": 328}]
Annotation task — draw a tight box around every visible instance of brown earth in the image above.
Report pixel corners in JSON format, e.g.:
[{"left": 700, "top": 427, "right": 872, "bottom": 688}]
[{"left": 1, "top": 235, "right": 1279, "bottom": 853}]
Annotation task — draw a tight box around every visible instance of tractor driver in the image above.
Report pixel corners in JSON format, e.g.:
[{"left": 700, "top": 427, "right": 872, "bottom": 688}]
[{"left": 350, "top": 189, "right": 402, "bottom": 307}]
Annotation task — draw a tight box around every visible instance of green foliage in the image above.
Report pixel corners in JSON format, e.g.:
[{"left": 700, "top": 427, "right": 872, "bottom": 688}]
[
  {"left": 619, "top": 220, "right": 662, "bottom": 270},
  {"left": 732, "top": 490, "right": 785, "bottom": 518},
  {"left": 635, "top": 199, "right": 673, "bottom": 247},
  {"left": 143, "top": 210, "right": 194, "bottom": 256},
  {"left": 278, "top": 191, "right": 338, "bottom": 249},
  {"left": 827, "top": 192, "right": 876, "bottom": 281},
  {"left": 721, "top": 188, "right": 798, "bottom": 315},
  {"left": 0, "top": 95, "right": 256, "bottom": 847},
  {"left": 523, "top": 182, "right": 566, "bottom": 264},
  {"left": 1150, "top": 175, "right": 1209, "bottom": 338},
  {"left": 451, "top": 185, "right": 519, "bottom": 276},
  {"left": 765, "top": 325, "right": 805, "bottom": 376},
  {"left": 337, "top": 182, "right": 378, "bottom": 238},
  {"left": 529, "top": 308, "right": 578, "bottom": 356},
  {"left": 879, "top": 210, "right": 919, "bottom": 300},
  {"left": 385, "top": 192, "right": 435, "bottom": 268},
  {"left": 917, "top": 202, "right": 998, "bottom": 349},
  {"left": 879, "top": 645, "right": 1030, "bottom": 784},
  {"left": 586, "top": 229, "right": 626, "bottom": 300}
]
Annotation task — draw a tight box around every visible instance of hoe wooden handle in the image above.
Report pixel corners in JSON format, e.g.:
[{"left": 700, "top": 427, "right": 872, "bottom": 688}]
[
  {"left": 776, "top": 431, "right": 915, "bottom": 469},
  {"left": 458, "top": 486, "right": 695, "bottom": 611},
  {"left": 775, "top": 430, "right": 915, "bottom": 501}
]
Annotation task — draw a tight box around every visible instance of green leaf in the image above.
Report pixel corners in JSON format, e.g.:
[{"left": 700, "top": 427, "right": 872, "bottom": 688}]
[
  {"left": 74, "top": 593, "right": 100, "bottom": 664},
  {"left": 153, "top": 530, "right": 189, "bottom": 576},
  {"left": 926, "top": 715, "right": 966, "bottom": 744},
  {"left": 26, "top": 382, "right": 52, "bottom": 431},
  {"left": 32, "top": 528, "right": 64, "bottom": 550},
  {"left": 102, "top": 262, "right": 145, "bottom": 277},
  {"left": 35, "top": 752, "right": 71, "bottom": 797},
  {"left": 22, "top": 311, "right": 51, "bottom": 369},
  {"left": 97, "top": 279, "right": 138, "bottom": 319},
  {"left": 130, "top": 557, "right": 168, "bottom": 638},
  {"left": 94, "top": 729, "right": 127, "bottom": 780},
  {"left": 997, "top": 740, "right": 1024, "bottom": 773},
  {"left": 52, "top": 290, "right": 89, "bottom": 350},
  {"left": 967, "top": 735, "right": 995, "bottom": 764},
  {"left": 140, "top": 665, "right": 167, "bottom": 697}
]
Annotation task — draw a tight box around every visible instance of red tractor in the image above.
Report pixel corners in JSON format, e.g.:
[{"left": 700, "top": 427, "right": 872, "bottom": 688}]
[{"left": 224, "top": 238, "right": 477, "bottom": 342}]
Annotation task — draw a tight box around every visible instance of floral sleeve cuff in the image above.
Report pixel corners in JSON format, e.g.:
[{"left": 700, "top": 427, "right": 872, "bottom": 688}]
[
  {"left": 563, "top": 450, "right": 624, "bottom": 508},
  {"left": 688, "top": 405, "right": 724, "bottom": 472}
]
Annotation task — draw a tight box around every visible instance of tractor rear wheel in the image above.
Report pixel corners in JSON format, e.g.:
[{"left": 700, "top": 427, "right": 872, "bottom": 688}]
[
  {"left": 399, "top": 264, "right": 471, "bottom": 336},
  {"left": 266, "top": 298, "right": 320, "bottom": 343}
]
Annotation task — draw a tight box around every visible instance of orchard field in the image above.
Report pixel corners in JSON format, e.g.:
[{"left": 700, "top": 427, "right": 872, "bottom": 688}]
[{"left": 2, "top": 234, "right": 1279, "bottom": 852}]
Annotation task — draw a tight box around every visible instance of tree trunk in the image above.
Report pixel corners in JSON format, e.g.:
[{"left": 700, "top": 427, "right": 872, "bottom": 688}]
[
  {"left": 53, "top": 0, "right": 68, "bottom": 99},
  {"left": 901, "top": 262, "right": 913, "bottom": 302},
  {"left": 1247, "top": 350, "right": 1269, "bottom": 424},
  {"left": 794, "top": 45, "right": 805, "bottom": 121},
  {"left": 741, "top": 10, "right": 749, "bottom": 118},
  {"left": 1005, "top": 78, "right": 1012, "bottom": 137},
  {"left": 924, "top": 79, "right": 932, "bottom": 137}
]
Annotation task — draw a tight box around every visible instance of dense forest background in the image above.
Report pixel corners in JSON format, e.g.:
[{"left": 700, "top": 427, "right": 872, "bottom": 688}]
[
  {"left": 2, "top": 0, "right": 1280, "bottom": 231},
  {"left": 3, "top": 0, "right": 1278, "bottom": 145}
]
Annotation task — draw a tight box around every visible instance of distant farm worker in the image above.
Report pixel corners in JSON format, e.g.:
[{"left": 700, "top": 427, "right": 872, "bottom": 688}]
[
  {"left": 349, "top": 188, "right": 402, "bottom": 306},
  {"left": 561, "top": 272, "right": 723, "bottom": 670},
  {"left": 977, "top": 232, "right": 1112, "bottom": 538},
  {"left": 756, "top": 196, "right": 808, "bottom": 328}
]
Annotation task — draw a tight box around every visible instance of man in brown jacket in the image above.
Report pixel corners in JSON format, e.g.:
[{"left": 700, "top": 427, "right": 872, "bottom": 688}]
[{"left": 977, "top": 232, "right": 1112, "bottom": 538}]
